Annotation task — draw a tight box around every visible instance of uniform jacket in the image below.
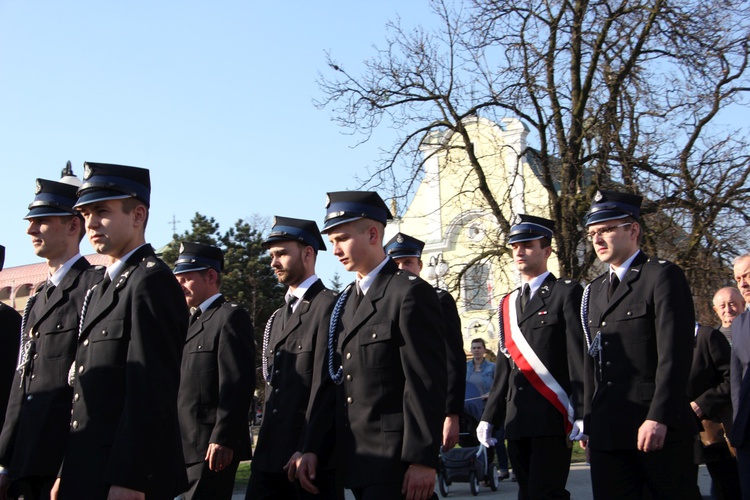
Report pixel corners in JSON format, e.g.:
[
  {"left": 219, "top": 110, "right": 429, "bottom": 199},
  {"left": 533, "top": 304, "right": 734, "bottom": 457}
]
[
  {"left": 177, "top": 295, "right": 255, "bottom": 465},
  {"left": 583, "top": 252, "right": 696, "bottom": 450},
  {"left": 0, "top": 304, "right": 21, "bottom": 434},
  {"left": 304, "top": 259, "right": 447, "bottom": 488},
  {"left": 253, "top": 279, "right": 337, "bottom": 472},
  {"left": 0, "top": 257, "right": 102, "bottom": 479},
  {"left": 730, "top": 309, "right": 750, "bottom": 448},
  {"left": 482, "top": 274, "right": 584, "bottom": 439},
  {"left": 689, "top": 325, "right": 733, "bottom": 430},
  {"left": 437, "top": 288, "right": 467, "bottom": 417},
  {"left": 59, "top": 245, "right": 189, "bottom": 500}
]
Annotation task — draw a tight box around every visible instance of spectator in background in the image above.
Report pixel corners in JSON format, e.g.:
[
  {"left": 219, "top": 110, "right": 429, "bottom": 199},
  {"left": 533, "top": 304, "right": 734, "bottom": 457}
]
[
  {"left": 467, "top": 338, "right": 510, "bottom": 481},
  {"left": 713, "top": 287, "right": 745, "bottom": 345},
  {"left": 689, "top": 323, "right": 740, "bottom": 500}
]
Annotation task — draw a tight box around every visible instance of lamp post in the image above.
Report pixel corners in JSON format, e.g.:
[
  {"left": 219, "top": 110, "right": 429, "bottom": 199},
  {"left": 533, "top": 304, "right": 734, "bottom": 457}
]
[{"left": 425, "top": 253, "right": 449, "bottom": 288}]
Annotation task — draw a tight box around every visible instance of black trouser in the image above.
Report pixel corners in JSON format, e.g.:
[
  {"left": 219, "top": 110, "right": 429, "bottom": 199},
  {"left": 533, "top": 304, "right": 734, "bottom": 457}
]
[
  {"left": 590, "top": 439, "right": 702, "bottom": 500},
  {"left": 507, "top": 435, "right": 572, "bottom": 500},
  {"left": 183, "top": 461, "right": 238, "bottom": 500},
  {"left": 245, "top": 467, "right": 339, "bottom": 500}
]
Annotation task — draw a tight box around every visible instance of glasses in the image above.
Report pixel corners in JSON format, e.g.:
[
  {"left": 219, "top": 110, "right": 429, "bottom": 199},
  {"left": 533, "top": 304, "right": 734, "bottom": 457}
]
[{"left": 586, "top": 223, "right": 632, "bottom": 242}]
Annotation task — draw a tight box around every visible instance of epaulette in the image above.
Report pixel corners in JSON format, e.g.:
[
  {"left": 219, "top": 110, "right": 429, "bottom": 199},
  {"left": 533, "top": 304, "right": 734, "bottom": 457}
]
[{"left": 645, "top": 257, "right": 671, "bottom": 267}]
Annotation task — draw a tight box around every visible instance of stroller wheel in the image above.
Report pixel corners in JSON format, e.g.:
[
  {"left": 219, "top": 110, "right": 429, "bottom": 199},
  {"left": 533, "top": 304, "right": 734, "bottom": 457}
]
[
  {"left": 438, "top": 471, "right": 450, "bottom": 497},
  {"left": 488, "top": 464, "right": 498, "bottom": 491},
  {"left": 469, "top": 470, "right": 479, "bottom": 496}
]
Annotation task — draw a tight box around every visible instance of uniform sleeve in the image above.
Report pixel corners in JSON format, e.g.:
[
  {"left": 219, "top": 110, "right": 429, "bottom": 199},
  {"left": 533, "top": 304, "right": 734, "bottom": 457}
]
[
  {"left": 481, "top": 356, "right": 510, "bottom": 427},
  {"left": 646, "top": 263, "right": 695, "bottom": 427},
  {"left": 399, "top": 280, "right": 447, "bottom": 469},
  {"left": 302, "top": 295, "right": 337, "bottom": 462},
  {"left": 210, "top": 307, "right": 256, "bottom": 449},
  {"left": 563, "top": 282, "right": 585, "bottom": 419},
  {"left": 439, "top": 291, "right": 466, "bottom": 416}
]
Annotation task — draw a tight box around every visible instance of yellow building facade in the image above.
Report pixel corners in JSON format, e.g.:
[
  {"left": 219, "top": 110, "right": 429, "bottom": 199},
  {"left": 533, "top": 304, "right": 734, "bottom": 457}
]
[{"left": 385, "top": 116, "right": 561, "bottom": 354}]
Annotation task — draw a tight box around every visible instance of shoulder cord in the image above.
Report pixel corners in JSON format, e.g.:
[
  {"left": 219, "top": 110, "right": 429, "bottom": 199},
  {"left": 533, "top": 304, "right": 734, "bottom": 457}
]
[
  {"left": 261, "top": 309, "right": 280, "bottom": 383},
  {"left": 327, "top": 284, "right": 352, "bottom": 385}
]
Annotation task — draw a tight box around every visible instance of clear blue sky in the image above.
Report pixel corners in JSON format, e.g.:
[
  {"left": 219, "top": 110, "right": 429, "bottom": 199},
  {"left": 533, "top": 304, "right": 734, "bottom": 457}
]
[{"left": 0, "top": 0, "right": 439, "bottom": 284}]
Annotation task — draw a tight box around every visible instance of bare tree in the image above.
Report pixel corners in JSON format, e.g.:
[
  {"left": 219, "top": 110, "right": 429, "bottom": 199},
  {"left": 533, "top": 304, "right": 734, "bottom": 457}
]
[{"left": 316, "top": 0, "right": 750, "bottom": 322}]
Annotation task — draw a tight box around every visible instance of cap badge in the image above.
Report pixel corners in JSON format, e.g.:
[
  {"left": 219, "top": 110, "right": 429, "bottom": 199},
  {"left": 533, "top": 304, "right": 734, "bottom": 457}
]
[
  {"left": 324, "top": 194, "right": 331, "bottom": 208},
  {"left": 179, "top": 243, "right": 185, "bottom": 253},
  {"left": 512, "top": 214, "right": 523, "bottom": 225},
  {"left": 35, "top": 179, "right": 43, "bottom": 194},
  {"left": 272, "top": 216, "right": 278, "bottom": 226},
  {"left": 83, "top": 164, "right": 93, "bottom": 180},
  {"left": 594, "top": 190, "right": 603, "bottom": 202},
  {"left": 396, "top": 234, "right": 404, "bottom": 243}
]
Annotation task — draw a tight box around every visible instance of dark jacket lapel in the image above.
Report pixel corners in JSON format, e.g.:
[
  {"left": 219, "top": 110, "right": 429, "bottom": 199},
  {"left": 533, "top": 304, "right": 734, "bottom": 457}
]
[
  {"left": 31, "top": 257, "right": 90, "bottom": 329},
  {"left": 518, "top": 273, "right": 556, "bottom": 324},
  {"left": 342, "top": 260, "right": 397, "bottom": 343}
]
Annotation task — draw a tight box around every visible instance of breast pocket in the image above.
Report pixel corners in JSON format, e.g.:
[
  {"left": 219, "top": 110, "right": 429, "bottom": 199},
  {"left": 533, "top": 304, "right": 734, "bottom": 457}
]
[
  {"left": 359, "top": 323, "right": 394, "bottom": 369},
  {"left": 528, "top": 313, "right": 560, "bottom": 348},
  {"left": 288, "top": 334, "right": 315, "bottom": 375},
  {"left": 88, "top": 318, "right": 127, "bottom": 367},
  {"left": 188, "top": 335, "right": 218, "bottom": 374},
  {"left": 42, "top": 311, "right": 79, "bottom": 360},
  {"left": 614, "top": 301, "right": 652, "bottom": 344}
]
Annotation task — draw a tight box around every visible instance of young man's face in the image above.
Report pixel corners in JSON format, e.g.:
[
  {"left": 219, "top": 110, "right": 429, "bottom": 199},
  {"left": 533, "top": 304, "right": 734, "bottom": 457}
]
[
  {"left": 327, "top": 220, "right": 375, "bottom": 275},
  {"left": 511, "top": 239, "right": 550, "bottom": 278},
  {"left": 393, "top": 256, "right": 423, "bottom": 276},
  {"left": 268, "top": 240, "right": 308, "bottom": 289},
  {"left": 175, "top": 270, "right": 213, "bottom": 308},
  {"left": 78, "top": 199, "right": 143, "bottom": 260},
  {"left": 587, "top": 220, "right": 638, "bottom": 267},
  {"left": 26, "top": 216, "right": 75, "bottom": 261}
]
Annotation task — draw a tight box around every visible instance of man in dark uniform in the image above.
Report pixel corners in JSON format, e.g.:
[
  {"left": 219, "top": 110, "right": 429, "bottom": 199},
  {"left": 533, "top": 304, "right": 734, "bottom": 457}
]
[
  {"left": 297, "top": 192, "right": 447, "bottom": 500},
  {"left": 0, "top": 245, "right": 21, "bottom": 442},
  {"left": 173, "top": 242, "right": 255, "bottom": 500},
  {"left": 246, "top": 216, "right": 338, "bottom": 499},
  {"left": 55, "top": 162, "right": 189, "bottom": 500},
  {"left": 729, "top": 253, "right": 750, "bottom": 497},
  {"left": 475, "top": 214, "right": 584, "bottom": 499},
  {"left": 0, "top": 179, "right": 102, "bottom": 500},
  {"left": 581, "top": 189, "right": 700, "bottom": 499},
  {"left": 383, "top": 232, "right": 466, "bottom": 451}
]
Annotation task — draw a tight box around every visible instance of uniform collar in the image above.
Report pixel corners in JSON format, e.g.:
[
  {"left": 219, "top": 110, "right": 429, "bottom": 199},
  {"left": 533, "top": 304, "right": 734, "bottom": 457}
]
[
  {"left": 610, "top": 249, "right": 641, "bottom": 282},
  {"left": 357, "top": 256, "right": 389, "bottom": 296},
  {"left": 48, "top": 253, "right": 82, "bottom": 287}
]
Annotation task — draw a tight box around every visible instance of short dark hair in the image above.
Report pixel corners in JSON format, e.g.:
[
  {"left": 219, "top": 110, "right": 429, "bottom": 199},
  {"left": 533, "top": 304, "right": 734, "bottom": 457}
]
[{"left": 471, "top": 338, "right": 486, "bottom": 348}]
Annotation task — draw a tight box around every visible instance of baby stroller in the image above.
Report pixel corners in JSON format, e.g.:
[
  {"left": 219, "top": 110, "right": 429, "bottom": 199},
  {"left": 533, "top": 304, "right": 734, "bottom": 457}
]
[{"left": 437, "top": 384, "right": 498, "bottom": 496}]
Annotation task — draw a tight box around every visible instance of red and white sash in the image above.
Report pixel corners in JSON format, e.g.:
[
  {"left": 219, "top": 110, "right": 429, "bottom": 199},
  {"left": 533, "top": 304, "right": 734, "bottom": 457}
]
[{"left": 501, "top": 291, "right": 574, "bottom": 433}]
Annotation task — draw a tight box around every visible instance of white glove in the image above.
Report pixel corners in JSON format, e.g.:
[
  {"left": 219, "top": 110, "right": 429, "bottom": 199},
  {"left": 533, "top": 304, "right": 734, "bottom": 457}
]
[
  {"left": 476, "top": 420, "right": 497, "bottom": 447},
  {"left": 569, "top": 419, "right": 586, "bottom": 441}
]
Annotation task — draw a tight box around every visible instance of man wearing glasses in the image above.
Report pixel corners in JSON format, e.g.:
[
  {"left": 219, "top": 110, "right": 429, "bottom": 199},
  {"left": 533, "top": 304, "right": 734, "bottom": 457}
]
[{"left": 581, "top": 189, "right": 700, "bottom": 499}]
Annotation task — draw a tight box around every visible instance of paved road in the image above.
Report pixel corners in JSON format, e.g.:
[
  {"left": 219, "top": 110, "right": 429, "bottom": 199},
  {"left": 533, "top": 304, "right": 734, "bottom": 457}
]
[{"left": 233, "top": 462, "right": 714, "bottom": 499}]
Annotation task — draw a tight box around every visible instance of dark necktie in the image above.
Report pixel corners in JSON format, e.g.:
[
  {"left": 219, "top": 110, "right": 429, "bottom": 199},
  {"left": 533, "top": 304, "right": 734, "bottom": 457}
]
[
  {"left": 282, "top": 295, "right": 297, "bottom": 327},
  {"left": 45, "top": 281, "right": 56, "bottom": 301},
  {"left": 189, "top": 307, "right": 202, "bottom": 325},
  {"left": 350, "top": 282, "right": 363, "bottom": 311},
  {"left": 608, "top": 274, "right": 620, "bottom": 300},
  {"left": 519, "top": 283, "right": 530, "bottom": 313}
]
